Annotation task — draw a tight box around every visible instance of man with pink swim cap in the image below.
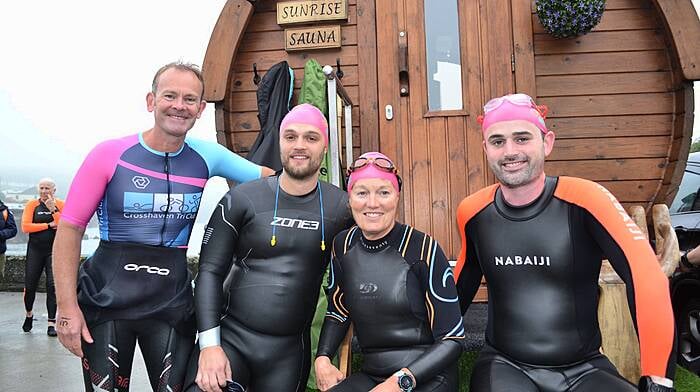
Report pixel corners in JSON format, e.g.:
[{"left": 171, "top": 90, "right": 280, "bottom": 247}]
[
  {"left": 455, "top": 93, "right": 676, "bottom": 391},
  {"left": 185, "top": 103, "right": 353, "bottom": 392}
]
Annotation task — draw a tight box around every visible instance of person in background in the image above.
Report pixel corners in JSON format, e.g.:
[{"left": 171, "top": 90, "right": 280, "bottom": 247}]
[
  {"left": 21, "top": 178, "right": 63, "bottom": 336},
  {"left": 0, "top": 198, "right": 18, "bottom": 280}
]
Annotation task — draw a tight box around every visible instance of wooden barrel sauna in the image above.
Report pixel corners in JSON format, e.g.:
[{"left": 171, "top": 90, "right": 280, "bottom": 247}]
[{"left": 201, "top": 0, "right": 700, "bottom": 301}]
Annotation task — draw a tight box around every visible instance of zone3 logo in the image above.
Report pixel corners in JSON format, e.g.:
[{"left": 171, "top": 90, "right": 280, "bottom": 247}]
[
  {"left": 123, "top": 263, "right": 170, "bottom": 276},
  {"left": 270, "top": 217, "right": 320, "bottom": 230}
]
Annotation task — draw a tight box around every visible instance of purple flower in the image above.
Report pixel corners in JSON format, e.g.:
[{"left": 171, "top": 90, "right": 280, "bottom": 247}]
[{"left": 536, "top": 0, "right": 605, "bottom": 38}]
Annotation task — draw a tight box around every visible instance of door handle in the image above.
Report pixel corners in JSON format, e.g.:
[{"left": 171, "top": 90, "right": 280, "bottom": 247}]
[{"left": 399, "top": 31, "right": 409, "bottom": 97}]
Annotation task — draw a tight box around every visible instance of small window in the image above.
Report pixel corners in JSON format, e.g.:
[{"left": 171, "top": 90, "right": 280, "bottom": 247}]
[{"left": 424, "top": 0, "right": 463, "bottom": 111}]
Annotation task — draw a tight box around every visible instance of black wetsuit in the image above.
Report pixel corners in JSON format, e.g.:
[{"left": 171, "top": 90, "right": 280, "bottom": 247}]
[
  {"left": 317, "top": 223, "right": 465, "bottom": 391},
  {"left": 22, "top": 198, "right": 63, "bottom": 324},
  {"left": 184, "top": 176, "right": 353, "bottom": 391},
  {"left": 455, "top": 176, "right": 676, "bottom": 391}
]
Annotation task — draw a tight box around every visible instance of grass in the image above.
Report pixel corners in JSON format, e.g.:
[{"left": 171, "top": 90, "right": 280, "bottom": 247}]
[{"left": 306, "top": 351, "right": 700, "bottom": 391}]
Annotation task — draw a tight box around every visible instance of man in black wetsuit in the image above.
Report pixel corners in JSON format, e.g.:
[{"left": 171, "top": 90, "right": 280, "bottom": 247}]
[
  {"left": 186, "top": 103, "right": 353, "bottom": 392},
  {"left": 455, "top": 93, "right": 676, "bottom": 392}
]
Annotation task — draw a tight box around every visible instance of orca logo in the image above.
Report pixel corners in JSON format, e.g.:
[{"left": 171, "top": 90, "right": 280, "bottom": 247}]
[
  {"left": 358, "top": 283, "right": 378, "bottom": 294},
  {"left": 132, "top": 176, "right": 150, "bottom": 189},
  {"left": 123, "top": 263, "right": 170, "bottom": 276}
]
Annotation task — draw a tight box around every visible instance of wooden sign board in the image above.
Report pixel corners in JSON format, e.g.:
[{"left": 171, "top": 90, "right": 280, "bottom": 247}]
[
  {"left": 277, "top": 0, "right": 348, "bottom": 25},
  {"left": 285, "top": 25, "right": 342, "bottom": 51}
]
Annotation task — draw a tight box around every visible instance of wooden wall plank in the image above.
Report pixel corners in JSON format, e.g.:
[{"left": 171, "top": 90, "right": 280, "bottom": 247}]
[
  {"left": 531, "top": 0, "right": 652, "bottom": 12},
  {"left": 599, "top": 180, "right": 660, "bottom": 201},
  {"left": 545, "top": 158, "right": 666, "bottom": 181},
  {"left": 227, "top": 109, "right": 361, "bottom": 133},
  {"left": 539, "top": 93, "right": 674, "bottom": 117},
  {"left": 404, "top": 0, "right": 430, "bottom": 232},
  {"left": 231, "top": 67, "right": 359, "bottom": 92},
  {"left": 428, "top": 117, "right": 451, "bottom": 252},
  {"left": 238, "top": 28, "right": 358, "bottom": 52},
  {"left": 535, "top": 51, "right": 669, "bottom": 76},
  {"left": 357, "top": 0, "right": 379, "bottom": 153},
  {"left": 534, "top": 30, "right": 666, "bottom": 55},
  {"left": 224, "top": 127, "right": 363, "bottom": 153},
  {"left": 547, "top": 115, "right": 673, "bottom": 139},
  {"left": 447, "top": 116, "right": 468, "bottom": 257},
  {"left": 233, "top": 48, "right": 358, "bottom": 71},
  {"left": 225, "top": 86, "right": 359, "bottom": 112},
  {"left": 537, "top": 71, "right": 673, "bottom": 97},
  {"left": 512, "top": 0, "right": 537, "bottom": 96},
  {"left": 532, "top": 9, "right": 656, "bottom": 34},
  {"left": 604, "top": 0, "right": 652, "bottom": 9},
  {"left": 548, "top": 136, "right": 670, "bottom": 161},
  {"left": 465, "top": 0, "right": 487, "bottom": 195}
]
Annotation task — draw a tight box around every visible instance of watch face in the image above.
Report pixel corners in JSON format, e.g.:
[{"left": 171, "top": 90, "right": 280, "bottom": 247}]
[{"left": 398, "top": 374, "right": 414, "bottom": 389}]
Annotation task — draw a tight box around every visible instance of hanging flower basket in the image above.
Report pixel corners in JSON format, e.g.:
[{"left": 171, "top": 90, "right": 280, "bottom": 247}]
[{"left": 536, "top": 0, "right": 606, "bottom": 39}]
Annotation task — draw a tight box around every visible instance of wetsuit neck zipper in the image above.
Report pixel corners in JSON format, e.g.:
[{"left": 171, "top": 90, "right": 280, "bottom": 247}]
[{"left": 160, "top": 152, "right": 171, "bottom": 246}]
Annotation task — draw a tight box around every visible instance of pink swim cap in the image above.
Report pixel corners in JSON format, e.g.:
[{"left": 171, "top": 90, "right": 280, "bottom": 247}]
[
  {"left": 279, "top": 103, "right": 329, "bottom": 145},
  {"left": 347, "top": 152, "right": 401, "bottom": 193},
  {"left": 479, "top": 93, "right": 548, "bottom": 134}
]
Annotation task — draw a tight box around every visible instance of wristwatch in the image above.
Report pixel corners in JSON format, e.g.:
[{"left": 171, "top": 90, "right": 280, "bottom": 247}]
[
  {"left": 680, "top": 250, "right": 695, "bottom": 269},
  {"left": 638, "top": 376, "right": 675, "bottom": 392},
  {"left": 395, "top": 370, "right": 415, "bottom": 392}
]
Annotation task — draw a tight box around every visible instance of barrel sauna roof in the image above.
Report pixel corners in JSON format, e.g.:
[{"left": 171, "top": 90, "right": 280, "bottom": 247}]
[{"left": 202, "top": 0, "right": 700, "bottom": 211}]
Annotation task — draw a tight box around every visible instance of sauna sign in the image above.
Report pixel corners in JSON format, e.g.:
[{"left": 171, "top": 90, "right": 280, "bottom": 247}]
[
  {"left": 277, "top": 0, "right": 348, "bottom": 25},
  {"left": 285, "top": 25, "right": 341, "bottom": 51}
]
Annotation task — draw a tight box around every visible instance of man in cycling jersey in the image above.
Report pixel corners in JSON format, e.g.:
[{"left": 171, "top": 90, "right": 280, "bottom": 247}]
[{"left": 53, "top": 61, "right": 273, "bottom": 392}]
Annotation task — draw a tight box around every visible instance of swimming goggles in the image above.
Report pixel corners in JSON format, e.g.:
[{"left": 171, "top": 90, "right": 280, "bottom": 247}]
[{"left": 347, "top": 157, "right": 398, "bottom": 176}]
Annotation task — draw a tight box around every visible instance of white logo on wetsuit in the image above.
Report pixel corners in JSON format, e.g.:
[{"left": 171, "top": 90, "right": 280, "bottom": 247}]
[
  {"left": 131, "top": 176, "right": 150, "bottom": 189},
  {"left": 358, "top": 283, "right": 378, "bottom": 294},
  {"left": 494, "top": 255, "right": 551, "bottom": 266},
  {"left": 270, "top": 217, "right": 320, "bottom": 230},
  {"left": 123, "top": 263, "right": 170, "bottom": 275}
]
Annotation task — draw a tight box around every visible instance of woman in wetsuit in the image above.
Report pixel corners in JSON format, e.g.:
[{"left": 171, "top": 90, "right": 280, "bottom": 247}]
[
  {"left": 21, "top": 178, "right": 64, "bottom": 336},
  {"left": 314, "top": 152, "right": 465, "bottom": 392}
]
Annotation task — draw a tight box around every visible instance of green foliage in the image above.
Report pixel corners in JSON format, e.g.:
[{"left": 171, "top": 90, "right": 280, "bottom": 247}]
[
  {"left": 536, "top": 0, "right": 606, "bottom": 39},
  {"left": 690, "top": 138, "right": 700, "bottom": 153}
]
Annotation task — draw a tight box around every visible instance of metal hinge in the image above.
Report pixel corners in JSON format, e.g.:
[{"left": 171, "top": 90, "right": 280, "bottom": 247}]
[{"left": 511, "top": 53, "right": 515, "bottom": 72}]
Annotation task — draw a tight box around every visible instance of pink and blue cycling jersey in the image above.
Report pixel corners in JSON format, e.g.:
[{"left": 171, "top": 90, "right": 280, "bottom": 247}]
[{"left": 61, "top": 133, "right": 262, "bottom": 247}]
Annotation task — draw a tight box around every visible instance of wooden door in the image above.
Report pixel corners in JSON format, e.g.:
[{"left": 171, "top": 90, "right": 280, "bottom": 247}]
[{"left": 375, "top": 0, "right": 522, "bottom": 260}]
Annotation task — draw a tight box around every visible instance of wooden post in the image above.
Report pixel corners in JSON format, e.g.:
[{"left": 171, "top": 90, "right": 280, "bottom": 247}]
[
  {"left": 598, "top": 204, "right": 679, "bottom": 383},
  {"left": 338, "top": 324, "right": 353, "bottom": 376}
]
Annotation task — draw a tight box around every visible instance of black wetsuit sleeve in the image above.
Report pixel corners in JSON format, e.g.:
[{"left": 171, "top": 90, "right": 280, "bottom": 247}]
[
  {"left": 407, "top": 241, "right": 465, "bottom": 384},
  {"left": 316, "top": 238, "right": 351, "bottom": 358},
  {"left": 195, "top": 189, "right": 250, "bottom": 333},
  {"left": 456, "top": 234, "right": 484, "bottom": 315}
]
